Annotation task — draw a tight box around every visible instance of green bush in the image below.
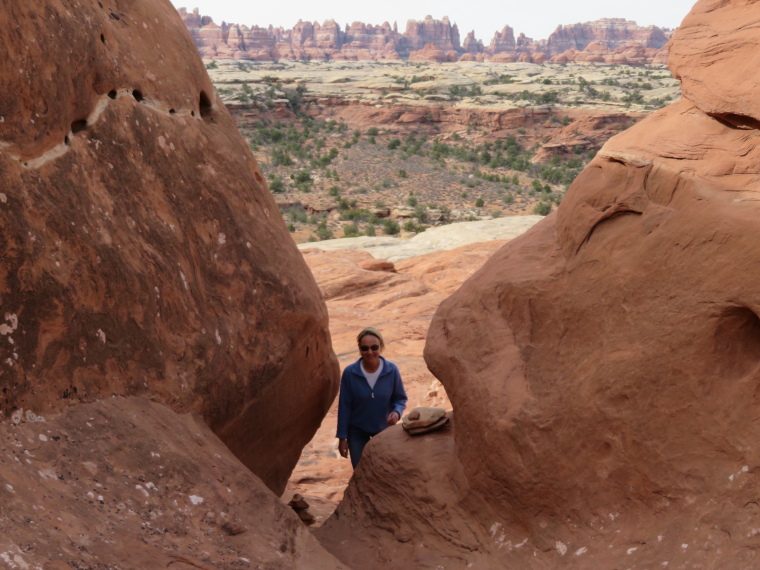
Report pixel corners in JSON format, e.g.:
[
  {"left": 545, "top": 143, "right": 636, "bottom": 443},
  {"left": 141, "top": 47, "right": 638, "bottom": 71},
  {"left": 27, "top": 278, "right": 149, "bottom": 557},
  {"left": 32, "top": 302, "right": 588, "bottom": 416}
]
[
  {"left": 342, "top": 222, "right": 360, "bottom": 237},
  {"left": 533, "top": 202, "right": 552, "bottom": 216},
  {"left": 316, "top": 220, "right": 333, "bottom": 240},
  {"left": 475, "top": 198, "right": 484, "bottom": 208},
  {"left": 365, "top": 224, "right": 376, "bottom": 237},
  {"left": 382, "top": 219, "right": 400, "bottom": 235},
  {"left": 269, "top": 176, "right": 284, "bottom": 193}
]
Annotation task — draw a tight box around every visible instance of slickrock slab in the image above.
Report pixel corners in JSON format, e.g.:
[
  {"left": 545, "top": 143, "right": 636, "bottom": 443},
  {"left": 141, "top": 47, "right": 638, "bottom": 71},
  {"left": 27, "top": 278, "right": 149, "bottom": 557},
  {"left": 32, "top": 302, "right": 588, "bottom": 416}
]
[{"left": 297, "top": 216, "right": 543, "bottom": 262}]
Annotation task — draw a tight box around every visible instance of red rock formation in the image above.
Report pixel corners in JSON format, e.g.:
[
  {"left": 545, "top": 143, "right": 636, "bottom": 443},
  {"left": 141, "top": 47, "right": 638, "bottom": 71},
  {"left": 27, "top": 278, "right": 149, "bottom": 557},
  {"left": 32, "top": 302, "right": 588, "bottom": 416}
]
[
  {"left": 338, "top": 21, "right": 401, "bottom": 60},
  {"left": 180, "top": 10, "right": 672, "bottom": 64},
  {"left": 408, "top": 43, "right": 457, "bottom": 63},
  {"left": 489, "top": 52, "right": 518, "bottom": 63},
  {"left": 508, "top": 19, "right": 671, "bottom": 64},
  {"left": 489, "top": 25, "right": 516, "bottom": 53},
  {"left": 462, "top": 30, "right": 484, "bottom": 54},
  {"left": 318, "top": 0, "right": 760, "bottom": 568},
  {"left": 401, "top": 15, "right": 461, "bottom": 54},
  {"left": 545, "top": 18, "right": 669, "bottom": 55},
  {"left": 1, "top": 0, "right": 339, "bottom": 501}
]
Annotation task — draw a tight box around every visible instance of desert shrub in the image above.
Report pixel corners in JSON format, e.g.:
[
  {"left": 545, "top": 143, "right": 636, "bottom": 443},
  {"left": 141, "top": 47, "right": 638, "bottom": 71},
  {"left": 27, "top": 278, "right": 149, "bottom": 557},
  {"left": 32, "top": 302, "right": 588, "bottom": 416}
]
[
  {"left": 316, "top": 220, "right": 333, "bottom": 240},
  {"left": 342, "top": 222, "right": 361, "bottom": 237},
  {"left": 413, "top": 205, "right": 429, "bottom": 222},
  {"left": 269, "top": 176, "right": 284, "bottom": 193},
  {"left": 382, "top": 219, "right": 400, "bottom": 235}
]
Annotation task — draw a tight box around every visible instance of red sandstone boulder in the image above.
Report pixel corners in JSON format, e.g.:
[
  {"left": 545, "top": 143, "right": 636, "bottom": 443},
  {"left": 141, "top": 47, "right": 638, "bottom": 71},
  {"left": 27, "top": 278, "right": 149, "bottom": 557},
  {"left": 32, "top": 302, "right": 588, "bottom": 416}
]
[
  {"left": 408, "top": 42, "right": 450, "bottom": 63},
  {"left": 489, "top": 52, "right": 517, "bottom": 63},
  {"left": 531, "top": 52, "right": 548, "bottom": 64},
  {"left": 669, "top": 0, "right": 760, "bottom": 122},
  {"left": 317, "top": 1, "right": 760, "bottom": 568},
  {"left": 0, "top": 0, "right": 338, "bottom": 499}
]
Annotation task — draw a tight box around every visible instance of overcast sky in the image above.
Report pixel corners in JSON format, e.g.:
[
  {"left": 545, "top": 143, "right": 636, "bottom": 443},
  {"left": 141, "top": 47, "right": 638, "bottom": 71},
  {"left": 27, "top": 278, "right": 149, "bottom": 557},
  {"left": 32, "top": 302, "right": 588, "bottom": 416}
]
[{"left": 170, "top": 0, "right": 696, "bottom": 42}]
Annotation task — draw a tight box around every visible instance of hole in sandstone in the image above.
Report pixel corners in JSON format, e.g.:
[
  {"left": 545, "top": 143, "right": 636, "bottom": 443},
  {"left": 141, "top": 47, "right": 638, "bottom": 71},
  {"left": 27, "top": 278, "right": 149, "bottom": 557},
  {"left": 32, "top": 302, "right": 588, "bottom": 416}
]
[
  {"left": 199, "top": 91, "right": 212, "bottom": 119},
  {"left": 169, "top": 108, "right": 176, "bottom": 114},
  {"left": 100, "top": 33, "right": 105, "bottom": 44},
  {"left": 306, "top": 346, "right": 310, "bottom": 357},
  {"left": 71, "top": 119, "right": 87, "bottom": 134},
  {"left": 191, "top": 110, "right": 195, "bottom": 117},
  {"left": 712, "top": 306, "right": 760, "bottom": 380},
  {"left": 132, "top": 89, "right": 143, "bottom": 102},
  {"left": 108, "top": 90, "right": 117, "bottom": 99},
  {"left": 64, "top": 135, "right": 70, "bottom": 146},
  {"left": 710, "top": 113, "right": 760, "bottom": 131}
]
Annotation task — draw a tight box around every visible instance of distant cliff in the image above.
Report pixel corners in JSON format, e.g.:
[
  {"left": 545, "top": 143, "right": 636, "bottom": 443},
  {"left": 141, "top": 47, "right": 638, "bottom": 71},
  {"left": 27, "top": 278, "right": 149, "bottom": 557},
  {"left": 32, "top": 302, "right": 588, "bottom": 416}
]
[{"left": 178, "top": 8, "right": 671, "bottom": 65}]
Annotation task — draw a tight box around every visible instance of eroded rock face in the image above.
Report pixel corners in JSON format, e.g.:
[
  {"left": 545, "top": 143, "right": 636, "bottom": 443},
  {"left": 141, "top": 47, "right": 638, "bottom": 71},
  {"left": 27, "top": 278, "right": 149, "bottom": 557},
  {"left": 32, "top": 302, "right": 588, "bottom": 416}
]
[
  {"left": 0, "top": 0, "right": 338, "bottom": 496},
  {"left": 318, "top": 1, "right": 760, "bottom": 567},
  {"left": 546, "top": 18, "right": 668, "bottom": 54},
  {"left": 179, "top": 10, "right": 671, "bottom": 64}
]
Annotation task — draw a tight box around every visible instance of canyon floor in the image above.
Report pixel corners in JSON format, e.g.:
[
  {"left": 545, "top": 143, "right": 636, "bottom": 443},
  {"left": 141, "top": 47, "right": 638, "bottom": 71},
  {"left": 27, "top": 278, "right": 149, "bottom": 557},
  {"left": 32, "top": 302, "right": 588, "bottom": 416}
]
[{"left": 207, "top": 60, "right": 680, "bottom": 243}]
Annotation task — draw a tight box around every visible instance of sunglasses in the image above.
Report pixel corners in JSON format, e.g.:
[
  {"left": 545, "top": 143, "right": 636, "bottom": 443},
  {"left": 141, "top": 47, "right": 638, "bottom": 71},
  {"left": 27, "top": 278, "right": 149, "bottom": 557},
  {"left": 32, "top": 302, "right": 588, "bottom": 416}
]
[{"left": 360, "top": 344, "right": 380, "bottom": 352}]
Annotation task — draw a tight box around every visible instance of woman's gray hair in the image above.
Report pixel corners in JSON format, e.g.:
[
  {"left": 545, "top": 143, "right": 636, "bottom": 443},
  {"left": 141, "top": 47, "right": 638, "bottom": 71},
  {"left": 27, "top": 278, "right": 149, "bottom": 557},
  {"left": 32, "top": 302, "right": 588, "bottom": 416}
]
[{"left": 356, "top": 326, "right": 384, "bottom": 349}]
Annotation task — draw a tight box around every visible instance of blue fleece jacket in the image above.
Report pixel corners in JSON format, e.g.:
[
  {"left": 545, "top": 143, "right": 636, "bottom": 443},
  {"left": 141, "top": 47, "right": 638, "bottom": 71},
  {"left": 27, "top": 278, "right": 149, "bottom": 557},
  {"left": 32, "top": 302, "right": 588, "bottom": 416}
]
[{"left": 336, "top": 356, "right": 408, "bottom": 439}]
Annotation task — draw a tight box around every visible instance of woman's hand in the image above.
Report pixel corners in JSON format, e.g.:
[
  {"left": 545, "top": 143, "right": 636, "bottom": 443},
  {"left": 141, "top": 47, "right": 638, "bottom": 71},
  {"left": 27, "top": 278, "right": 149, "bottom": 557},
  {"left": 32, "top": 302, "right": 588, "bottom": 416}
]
[
  {"left": 387, "top": 411, "right": 400, "bottom": 426},
  {"left": 338, "top": 438, "right": 348, "bottom": 458}
]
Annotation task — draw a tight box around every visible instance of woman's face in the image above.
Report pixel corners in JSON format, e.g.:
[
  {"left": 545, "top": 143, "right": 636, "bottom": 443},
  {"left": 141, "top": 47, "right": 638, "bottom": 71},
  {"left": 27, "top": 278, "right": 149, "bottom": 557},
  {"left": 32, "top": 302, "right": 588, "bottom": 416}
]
[{"left": 358, "top": 334, "right": 381, "bottom": 367}]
